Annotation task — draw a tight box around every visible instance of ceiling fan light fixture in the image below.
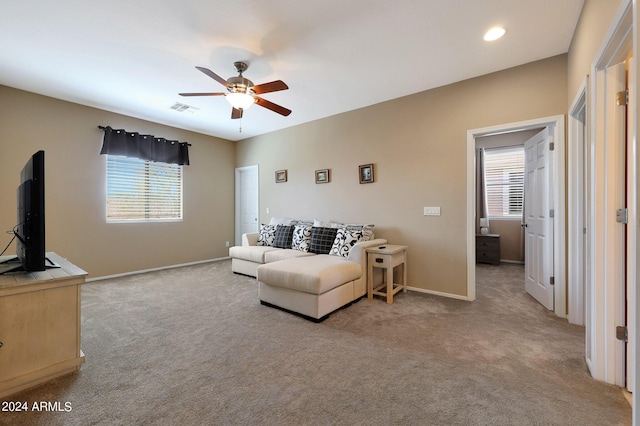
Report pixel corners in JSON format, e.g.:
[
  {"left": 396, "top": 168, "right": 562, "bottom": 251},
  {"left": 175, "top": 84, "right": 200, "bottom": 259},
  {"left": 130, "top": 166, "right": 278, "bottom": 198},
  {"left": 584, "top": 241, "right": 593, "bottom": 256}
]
[
  {"left": 226, "top": 92, "right": 255, "bottom": 110},
  {"left": 180, "top": 63, "right": 291, "bottom": 118},
  {"left": 484, "top": 26, "right": 506, "bottom": 41}
]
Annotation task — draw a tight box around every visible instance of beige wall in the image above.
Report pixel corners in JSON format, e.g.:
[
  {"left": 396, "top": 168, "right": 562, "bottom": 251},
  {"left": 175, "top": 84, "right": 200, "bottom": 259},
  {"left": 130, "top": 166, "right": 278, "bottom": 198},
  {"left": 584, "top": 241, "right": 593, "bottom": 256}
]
[
  {"left": 489, "top": 221, "right": 524, "bottom": 262},
  {"left": 567, "top": 0, "right": 624, "bottom": 103},
  {"left": 236, "top": 55, "right": 567, "bottom": 297},
  {"left": 4, "top": 0, "right": 615, "bottom": 292},
  {"left": 0, "top": 85, "right": 235, "bottom": 278}
]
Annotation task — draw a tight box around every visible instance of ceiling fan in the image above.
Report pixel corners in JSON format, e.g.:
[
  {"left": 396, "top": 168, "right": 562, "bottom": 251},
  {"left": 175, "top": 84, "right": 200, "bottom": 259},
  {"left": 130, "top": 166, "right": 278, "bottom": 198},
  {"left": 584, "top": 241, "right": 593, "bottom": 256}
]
[{"left": 179, "top": 61, "right": 291, "bottom": 119}]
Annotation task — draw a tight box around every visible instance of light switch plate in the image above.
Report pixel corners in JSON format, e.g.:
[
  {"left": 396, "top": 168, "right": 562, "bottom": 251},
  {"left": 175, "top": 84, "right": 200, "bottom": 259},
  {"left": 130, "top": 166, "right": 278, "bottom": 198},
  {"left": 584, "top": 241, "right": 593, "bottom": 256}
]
[{"left": 424, "top": 206, "right": 441, "bottom": 216}]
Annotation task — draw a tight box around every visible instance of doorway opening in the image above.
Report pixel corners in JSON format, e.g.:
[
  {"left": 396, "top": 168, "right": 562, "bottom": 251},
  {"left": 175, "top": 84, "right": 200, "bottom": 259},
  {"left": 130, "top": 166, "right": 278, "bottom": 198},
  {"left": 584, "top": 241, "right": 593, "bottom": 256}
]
[
  {"left": 475, "top": 130, "right": 537, "bottom": 267},
  {"left": 235, "top": 165, "right": 259, "bottom": 246},
  {"left": 568, "top": 79, "right": 588, "bottom": 328},
  {"left": 585, "top": 0, "right": 634, "bottom": 391},
  {"left": 466, "top": 115, "right": 566, "bottom": 318}
]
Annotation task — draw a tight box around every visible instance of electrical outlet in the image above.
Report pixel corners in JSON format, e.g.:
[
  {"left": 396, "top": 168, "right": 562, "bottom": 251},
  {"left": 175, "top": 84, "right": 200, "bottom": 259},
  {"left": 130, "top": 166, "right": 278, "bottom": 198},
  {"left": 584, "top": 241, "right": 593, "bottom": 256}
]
[
  {"left": 423, "top": 207, "right": 441, "bottom": 216},
  {"left": 266, "top": 207, "right": 270, "bottom": 214},
  {"left": 225, "top": 241, "right": 230, "bottom": 247}
]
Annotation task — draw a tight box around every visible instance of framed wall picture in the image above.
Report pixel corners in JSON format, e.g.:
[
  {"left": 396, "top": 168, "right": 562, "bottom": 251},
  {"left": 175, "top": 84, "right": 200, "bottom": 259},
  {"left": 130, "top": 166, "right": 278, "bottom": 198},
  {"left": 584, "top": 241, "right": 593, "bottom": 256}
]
[
  {"left": 275, "top": 169, "right": 288, "bottom": 183},
  {"left": 359, "top": 163, "right": 374, "bottom": 184},
  {"left": 315, "top": 169, "right": 330, "bottom": 184}
]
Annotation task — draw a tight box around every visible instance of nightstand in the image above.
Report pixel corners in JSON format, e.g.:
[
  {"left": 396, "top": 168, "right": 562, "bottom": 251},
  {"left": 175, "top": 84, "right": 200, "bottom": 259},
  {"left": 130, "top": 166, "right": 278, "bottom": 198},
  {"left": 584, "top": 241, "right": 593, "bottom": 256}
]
[{"left": 476, "top": 234, "right": 500, "bottom": 265}]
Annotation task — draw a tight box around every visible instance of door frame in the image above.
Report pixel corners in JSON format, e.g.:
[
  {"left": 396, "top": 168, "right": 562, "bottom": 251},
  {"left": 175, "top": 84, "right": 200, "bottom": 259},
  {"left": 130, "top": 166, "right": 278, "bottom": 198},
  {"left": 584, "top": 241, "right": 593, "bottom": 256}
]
[
  {"left": 234, "top": 165, "right": 259, "bottom": 246},
  {"left": 568, "top": 77, "right": 588, "bottom": 326},
  {"left": 466, "top": 114, "right": 566, "bottom": 319},
  {"left": 587, "top": 0, "right": 632, "bottom": 388}
]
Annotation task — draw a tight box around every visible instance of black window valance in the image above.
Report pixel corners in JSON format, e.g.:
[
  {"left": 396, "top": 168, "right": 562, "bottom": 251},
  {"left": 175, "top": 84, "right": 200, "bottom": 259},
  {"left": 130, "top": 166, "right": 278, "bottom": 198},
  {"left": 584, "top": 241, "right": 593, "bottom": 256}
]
[{"left": 98, "top": 126, "right": 190, "bottom": 166}]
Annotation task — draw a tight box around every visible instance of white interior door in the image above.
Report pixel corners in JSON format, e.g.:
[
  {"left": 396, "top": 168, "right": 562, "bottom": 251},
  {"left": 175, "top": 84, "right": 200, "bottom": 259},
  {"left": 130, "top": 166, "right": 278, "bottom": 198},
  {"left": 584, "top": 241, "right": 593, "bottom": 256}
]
[
  {"left": 524, "top": 128, "right": 554, "bottom": 310},
  {"left": 235, "top": 165, "right": 259, "bottom": 245},
  {"left": 590, "top": 58, "right": 630, "bottom": 387},
  {"left": 604, "top": 61, "right": 628, "bottom": 387},
  {"left": 625, "top": 57, "right": 635, "bottom": 394}
]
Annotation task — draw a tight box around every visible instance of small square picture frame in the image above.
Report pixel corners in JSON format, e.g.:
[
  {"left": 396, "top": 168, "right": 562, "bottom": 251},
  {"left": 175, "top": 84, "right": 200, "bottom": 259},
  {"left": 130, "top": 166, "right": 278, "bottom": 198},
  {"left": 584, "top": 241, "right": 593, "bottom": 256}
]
[
  {"left": 359, "top": 163, "right": 374, "bottom": 184},
  {"left": 315, "top": 169, "right": 330, "bottom": 184},
  {"left": 275, "top": 169, "right": 288, "bottom": 183}
]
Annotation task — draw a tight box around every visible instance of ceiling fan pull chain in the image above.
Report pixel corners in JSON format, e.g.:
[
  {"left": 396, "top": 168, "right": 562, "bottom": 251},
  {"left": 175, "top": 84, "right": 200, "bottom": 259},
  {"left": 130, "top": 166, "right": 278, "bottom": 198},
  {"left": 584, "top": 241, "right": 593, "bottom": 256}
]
[{"left": 239, "top": 117, "right": 243, "bottom": 133}]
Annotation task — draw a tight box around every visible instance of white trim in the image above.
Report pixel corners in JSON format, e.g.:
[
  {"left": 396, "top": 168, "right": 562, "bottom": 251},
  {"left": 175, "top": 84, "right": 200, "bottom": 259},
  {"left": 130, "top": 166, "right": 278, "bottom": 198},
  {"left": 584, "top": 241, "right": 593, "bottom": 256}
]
[
  {"left": 633, "top": 0, "right": 640, "bottom": 418},
  {"left": 500, "top": 260, "right": 524, "bottom": 265},
  {"left": 627, "top": 55, "right": 636, "bottom": 395},
  {"left": 466, "top": 133, "right": 477, "bottom": 301},
  {"left": 588, "top": 0, "right": 632, "bottom": 388},
  {"left": 85, "top": 257, "right": 230, "bottom": 282},
  {"left": 568, "top": 77, "right": 588, "bottom": 326},
  {"left": 406, "top": 285, "right": 473, "bottom": 301},
  {"left": 467, "top": 115, "right": 566, "bottom": 317}
]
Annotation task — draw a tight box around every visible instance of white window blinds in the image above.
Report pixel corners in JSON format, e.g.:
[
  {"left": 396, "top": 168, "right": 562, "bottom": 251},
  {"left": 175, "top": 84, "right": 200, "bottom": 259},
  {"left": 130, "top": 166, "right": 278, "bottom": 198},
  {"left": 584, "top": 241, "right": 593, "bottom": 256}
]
[
  {"left": 483, "top": 146, "right": 524, "bottom": 219},
  {"left": 106, "top": 155, "right": 183, "bottom": 222}
]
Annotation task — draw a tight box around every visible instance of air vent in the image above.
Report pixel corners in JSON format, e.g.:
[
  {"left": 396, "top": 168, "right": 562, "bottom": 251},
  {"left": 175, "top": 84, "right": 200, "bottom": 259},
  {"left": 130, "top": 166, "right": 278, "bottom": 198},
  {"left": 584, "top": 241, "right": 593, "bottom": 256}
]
[{"left": 170, "top": 102, "right": 199, "bottom": 113}]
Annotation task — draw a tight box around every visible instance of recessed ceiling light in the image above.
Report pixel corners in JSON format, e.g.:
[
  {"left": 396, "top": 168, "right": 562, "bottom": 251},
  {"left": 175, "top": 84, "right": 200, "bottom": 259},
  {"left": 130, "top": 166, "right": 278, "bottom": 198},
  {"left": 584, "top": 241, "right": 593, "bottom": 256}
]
[{"left": 484, "top": 26, "right": 506, "bottom": 41}]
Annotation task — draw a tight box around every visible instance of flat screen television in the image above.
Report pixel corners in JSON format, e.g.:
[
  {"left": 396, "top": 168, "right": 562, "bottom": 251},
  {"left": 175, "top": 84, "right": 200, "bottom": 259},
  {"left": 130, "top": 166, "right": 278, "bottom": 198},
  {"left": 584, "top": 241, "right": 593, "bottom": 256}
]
[
  {"left": 1, "top": 150, "right": 56, "bottom": 273},
  {"left": 16, "top": 150, "right": 46, "bottom": 271}
]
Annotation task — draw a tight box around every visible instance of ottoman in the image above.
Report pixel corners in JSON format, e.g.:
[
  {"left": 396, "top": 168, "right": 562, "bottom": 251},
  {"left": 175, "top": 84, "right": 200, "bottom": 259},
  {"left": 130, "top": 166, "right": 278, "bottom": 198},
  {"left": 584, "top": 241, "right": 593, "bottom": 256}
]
[{"left": 257, "top": 255, "right": 363, "bottom": 322}]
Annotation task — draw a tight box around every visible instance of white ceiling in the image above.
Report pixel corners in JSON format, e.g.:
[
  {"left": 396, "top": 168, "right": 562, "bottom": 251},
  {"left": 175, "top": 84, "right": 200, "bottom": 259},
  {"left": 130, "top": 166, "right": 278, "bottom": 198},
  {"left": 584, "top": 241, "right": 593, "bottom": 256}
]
[{"left": 0, "top": 0, "right": 584, "bottom": 142}]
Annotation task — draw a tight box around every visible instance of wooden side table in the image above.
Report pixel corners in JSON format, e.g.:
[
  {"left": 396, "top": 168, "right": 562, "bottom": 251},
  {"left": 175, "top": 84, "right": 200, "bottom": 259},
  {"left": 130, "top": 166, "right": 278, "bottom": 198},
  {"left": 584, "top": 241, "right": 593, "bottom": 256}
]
[{"left": 367, "top": 245, "right": 408, "bottom": 304}]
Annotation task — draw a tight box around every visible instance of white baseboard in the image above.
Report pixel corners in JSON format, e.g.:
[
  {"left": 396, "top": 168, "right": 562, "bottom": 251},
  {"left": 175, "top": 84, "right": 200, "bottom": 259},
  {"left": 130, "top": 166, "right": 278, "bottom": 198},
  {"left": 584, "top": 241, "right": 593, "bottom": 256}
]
[
  {"left": 406, "top": 285, "right": 473, "bottom": 301},
  {"left": 86, "top": 256, "right": 231, "bottom": 282},
  {"left": 500, "top": 259, "right": 525, "bottom": 265}
]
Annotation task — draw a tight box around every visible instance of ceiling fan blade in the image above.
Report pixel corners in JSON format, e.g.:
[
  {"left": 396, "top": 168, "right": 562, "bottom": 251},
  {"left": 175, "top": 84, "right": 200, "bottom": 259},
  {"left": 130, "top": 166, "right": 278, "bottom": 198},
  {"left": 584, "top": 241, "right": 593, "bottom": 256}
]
[
  {"left": 231, "top": 108, "right": 243, "bottom": 119},
  {"left": 251, "top": 80, "right": 288, "bottom": 95},
  {"left": 179, "top": 92, "right": 226, "bottom": 97},
  {"left": 254, "top": 96, "right": 292, "bottom": 116},
  {"left": 195, "top": 66, "right": 229, "bottom": 87}
]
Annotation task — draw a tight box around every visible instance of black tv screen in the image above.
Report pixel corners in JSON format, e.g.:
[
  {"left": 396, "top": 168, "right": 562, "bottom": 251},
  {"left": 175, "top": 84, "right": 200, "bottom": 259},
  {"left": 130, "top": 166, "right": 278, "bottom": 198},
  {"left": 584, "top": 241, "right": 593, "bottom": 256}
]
[{"left": 15, "top": 150, "right": 46, "bottom": 271}]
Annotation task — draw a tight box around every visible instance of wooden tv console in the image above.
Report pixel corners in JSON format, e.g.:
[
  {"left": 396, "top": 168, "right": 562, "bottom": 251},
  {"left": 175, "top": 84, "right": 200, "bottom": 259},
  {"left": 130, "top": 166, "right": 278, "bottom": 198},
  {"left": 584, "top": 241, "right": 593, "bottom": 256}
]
[{"left": 0, "top": 252, "right": 86, "bottom": 398}]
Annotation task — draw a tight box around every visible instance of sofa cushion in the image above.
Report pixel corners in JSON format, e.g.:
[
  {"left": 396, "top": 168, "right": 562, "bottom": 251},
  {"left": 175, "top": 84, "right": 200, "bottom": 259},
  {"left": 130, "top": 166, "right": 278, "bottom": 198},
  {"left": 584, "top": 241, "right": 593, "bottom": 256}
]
[
  {"left": 265, "top": 249, "right": 315, "bottom": 263},
  {"left": 273, "top": 225, "right": 295, "bottom": 248},
  {"left": 309, "top": 227, "right": 338, "bottom": 254},
  {"left": 292, "top": 224, "right": 312, "bottom": 252},
  {"left": 257, "top": 255, "right": 362, "bottom": 295},
  {"left": 229, "top": 245, "right": 279, "bottom": 263},
  {"left": 257, "top": 224, "right": 277, "bottom": 246},
  {"left": 329, "top": 227, "right": 366, "bottom": 258}
]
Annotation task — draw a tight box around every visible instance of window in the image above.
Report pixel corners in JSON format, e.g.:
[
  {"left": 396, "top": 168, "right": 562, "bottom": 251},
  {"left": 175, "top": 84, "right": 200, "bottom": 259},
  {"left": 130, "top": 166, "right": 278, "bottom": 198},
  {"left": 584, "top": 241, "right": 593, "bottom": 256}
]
[
  {"left": 483, "top": 146, "right": 524, "bottom": 219},
  {"left": 106, "top": 155, "right": 183, "bottom": 222}
]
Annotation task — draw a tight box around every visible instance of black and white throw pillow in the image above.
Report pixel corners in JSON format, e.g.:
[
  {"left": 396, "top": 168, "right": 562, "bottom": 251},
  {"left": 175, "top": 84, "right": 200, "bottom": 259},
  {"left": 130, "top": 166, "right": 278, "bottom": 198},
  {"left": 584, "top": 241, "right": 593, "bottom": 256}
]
[
  {"left": 344, "top": 223, "right": 375, "bottom": 241},
  {"left": 329, "top": 227, "right": 365, "bottom": 258},
  {"left": 291, "top": 224, "right": 312, "bottom": 252},
  {"left": 273, "top": 225, "right": 295, "bottom": 249},
  {"left": 257, "top": 224, "right": 277, "bottom": 246},
  {"left": 309, "top": 227, "right": 338, "bottom": 254}
]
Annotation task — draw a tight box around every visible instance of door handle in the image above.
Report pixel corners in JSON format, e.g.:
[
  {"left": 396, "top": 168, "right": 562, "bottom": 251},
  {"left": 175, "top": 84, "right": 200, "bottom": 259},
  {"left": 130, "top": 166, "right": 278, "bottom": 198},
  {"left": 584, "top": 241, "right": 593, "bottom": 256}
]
[{"left": 521, "top": 223, "right": 528, "bottom": 228}]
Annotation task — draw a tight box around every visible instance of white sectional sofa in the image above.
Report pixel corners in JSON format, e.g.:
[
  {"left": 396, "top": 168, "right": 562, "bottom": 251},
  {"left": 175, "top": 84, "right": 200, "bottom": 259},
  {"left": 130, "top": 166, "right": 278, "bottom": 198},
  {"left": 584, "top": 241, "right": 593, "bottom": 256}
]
[
  {"left": 229, "top": 219, "right": 386, "bottom": 321},
  {"left": 229, "top": 232, "right": 312, "bottom": 277}
]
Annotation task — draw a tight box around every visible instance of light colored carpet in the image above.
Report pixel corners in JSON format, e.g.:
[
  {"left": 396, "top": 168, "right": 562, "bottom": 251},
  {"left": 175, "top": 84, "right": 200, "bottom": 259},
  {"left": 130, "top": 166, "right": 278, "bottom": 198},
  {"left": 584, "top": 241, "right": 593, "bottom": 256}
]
[{"left": 0, "top": 261, "right": 632, "bottom": 425}]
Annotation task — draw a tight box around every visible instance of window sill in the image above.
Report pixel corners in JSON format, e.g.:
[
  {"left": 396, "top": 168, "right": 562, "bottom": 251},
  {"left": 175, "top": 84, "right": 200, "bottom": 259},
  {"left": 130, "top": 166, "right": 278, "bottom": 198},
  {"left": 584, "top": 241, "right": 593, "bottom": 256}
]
[{"left": 487, "top": 217, "right": 523, "bottom": 222}]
